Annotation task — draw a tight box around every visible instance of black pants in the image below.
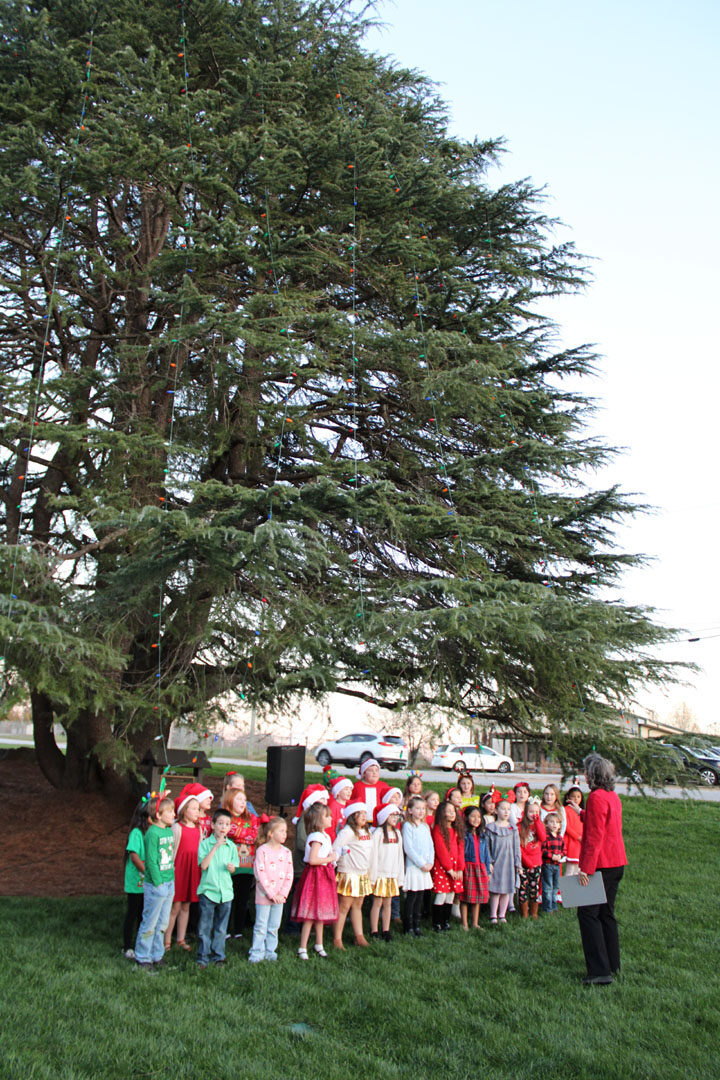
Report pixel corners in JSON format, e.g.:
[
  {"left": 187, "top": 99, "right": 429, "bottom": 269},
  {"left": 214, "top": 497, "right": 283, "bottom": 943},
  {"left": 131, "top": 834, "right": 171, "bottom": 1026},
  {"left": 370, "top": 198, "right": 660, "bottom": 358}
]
[
  {"left": 231, "top": 873, "right": 255, "bottom": 935},
  {"left": 577, "top": 866, "right": 624, "bottom": 977},
  {"left": 404, "top": 890, "right": 424, "bottom": 930},
  {"left": 123, "top": 892, "right": 144, "bottom": 952}
]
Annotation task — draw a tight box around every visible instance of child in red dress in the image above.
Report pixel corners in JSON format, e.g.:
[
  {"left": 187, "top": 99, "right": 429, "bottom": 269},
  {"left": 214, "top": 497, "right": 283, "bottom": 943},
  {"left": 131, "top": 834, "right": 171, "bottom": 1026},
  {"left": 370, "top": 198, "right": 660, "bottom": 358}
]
[
  {"left": 431, "top": 800, "right": 465, "bottom": 931},
  {"left": 292, "top": 803, "right": 339, "bottom": 959},
  {"left": 164, "top": 794, "right": 201, "bottom": 950}
]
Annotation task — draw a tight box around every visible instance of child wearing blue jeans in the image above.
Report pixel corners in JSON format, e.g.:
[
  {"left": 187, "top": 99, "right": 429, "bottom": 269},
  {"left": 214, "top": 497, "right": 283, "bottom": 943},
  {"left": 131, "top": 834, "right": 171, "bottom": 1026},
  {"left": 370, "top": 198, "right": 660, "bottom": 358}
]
[
  {"left": 249, "top": 816, "right": 294, "bottom": 962},
  {"left": 135, "top": 797, "right": 176, "bottom": 971},
  {"left": 196, "top": 808, "right": 240, "bottom": 967},
  {"left": 541, "top": 811, "right": 566, "bottom": 912}
]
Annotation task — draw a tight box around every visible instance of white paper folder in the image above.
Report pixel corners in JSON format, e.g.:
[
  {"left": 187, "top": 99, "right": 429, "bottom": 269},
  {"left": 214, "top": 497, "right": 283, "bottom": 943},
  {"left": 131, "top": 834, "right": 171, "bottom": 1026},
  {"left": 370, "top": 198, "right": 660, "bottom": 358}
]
[{"left": 560, "top": 871, "right": 607, "bottom": 909}]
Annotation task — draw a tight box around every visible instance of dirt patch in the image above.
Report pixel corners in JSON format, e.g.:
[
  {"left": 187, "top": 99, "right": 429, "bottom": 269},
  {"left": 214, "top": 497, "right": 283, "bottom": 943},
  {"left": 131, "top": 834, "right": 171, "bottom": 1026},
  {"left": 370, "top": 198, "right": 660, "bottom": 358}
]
[{"left": 0, "top": 749, "right": 276, "bottom": 897}]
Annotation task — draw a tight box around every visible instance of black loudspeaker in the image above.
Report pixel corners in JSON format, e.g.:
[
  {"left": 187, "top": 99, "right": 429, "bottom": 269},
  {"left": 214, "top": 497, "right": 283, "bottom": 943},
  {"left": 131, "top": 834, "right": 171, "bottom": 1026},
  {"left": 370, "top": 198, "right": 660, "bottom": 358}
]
[{"left": 265, "top": 745, "right": 307, "bottom": 808}]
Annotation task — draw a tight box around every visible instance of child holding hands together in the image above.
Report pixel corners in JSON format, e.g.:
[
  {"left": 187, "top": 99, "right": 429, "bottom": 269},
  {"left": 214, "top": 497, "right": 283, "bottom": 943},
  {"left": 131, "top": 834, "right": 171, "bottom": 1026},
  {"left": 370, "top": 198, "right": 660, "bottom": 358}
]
[{"left": 196, "top": 808, "right": 239, "bottom": 968}]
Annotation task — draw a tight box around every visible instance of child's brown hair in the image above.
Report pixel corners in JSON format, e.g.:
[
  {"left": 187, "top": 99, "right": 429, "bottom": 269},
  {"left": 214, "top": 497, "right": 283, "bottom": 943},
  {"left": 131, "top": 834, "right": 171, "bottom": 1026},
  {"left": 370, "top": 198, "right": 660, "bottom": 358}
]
[{"left": 304, "top": 802, "right": 330, "bottom": 834}]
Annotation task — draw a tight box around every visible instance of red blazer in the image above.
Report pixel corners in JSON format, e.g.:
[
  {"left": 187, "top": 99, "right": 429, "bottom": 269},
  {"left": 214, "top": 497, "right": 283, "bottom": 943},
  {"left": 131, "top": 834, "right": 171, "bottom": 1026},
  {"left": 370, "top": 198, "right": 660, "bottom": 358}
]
[
  {"left": 579, "top": 789, "right": 627, "bottom": 875},
  {"left": 432, "top": 825, "right": 466, "bottom": 875},
  {"left": 563, "top": 804, "right": 584, "bottom": 862}
]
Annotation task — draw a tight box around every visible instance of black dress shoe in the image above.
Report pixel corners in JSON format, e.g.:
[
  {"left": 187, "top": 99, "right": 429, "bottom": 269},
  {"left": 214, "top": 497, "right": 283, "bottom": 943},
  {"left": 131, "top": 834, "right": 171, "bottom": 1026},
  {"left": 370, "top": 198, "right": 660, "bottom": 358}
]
[{"left": 582, "top": 974, "right": 613, "bottom": 985}]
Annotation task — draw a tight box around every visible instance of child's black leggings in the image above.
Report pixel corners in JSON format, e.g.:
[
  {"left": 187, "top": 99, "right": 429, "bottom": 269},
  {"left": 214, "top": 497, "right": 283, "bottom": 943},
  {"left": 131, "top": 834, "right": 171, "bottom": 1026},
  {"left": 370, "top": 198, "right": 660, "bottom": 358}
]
[
  {"left": 231, "top": 873, "right": 254, "bottom": 935},
  {"left": 404, "top": 890, "right": 424, "bottom": 929},
  {"left": 123, "top": 893, "right": 144, "bottom": 951}
]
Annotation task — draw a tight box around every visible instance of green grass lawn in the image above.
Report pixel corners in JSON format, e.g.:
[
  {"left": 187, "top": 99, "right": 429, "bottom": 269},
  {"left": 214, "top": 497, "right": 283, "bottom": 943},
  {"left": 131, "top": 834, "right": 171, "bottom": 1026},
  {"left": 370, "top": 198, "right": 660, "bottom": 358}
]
[{"left": 2, "top": 797, "right": 718, "bottom": 1080}]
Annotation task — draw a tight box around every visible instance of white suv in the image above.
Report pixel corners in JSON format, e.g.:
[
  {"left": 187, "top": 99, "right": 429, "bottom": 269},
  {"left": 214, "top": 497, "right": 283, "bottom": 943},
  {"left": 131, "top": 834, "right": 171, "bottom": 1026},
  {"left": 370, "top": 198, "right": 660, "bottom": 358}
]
[
  {"left": 431, "top": 743, "right": 514, "bottom": 774},
  {"left": 314, "top": 733, "right": 408, "bottom": 771}
]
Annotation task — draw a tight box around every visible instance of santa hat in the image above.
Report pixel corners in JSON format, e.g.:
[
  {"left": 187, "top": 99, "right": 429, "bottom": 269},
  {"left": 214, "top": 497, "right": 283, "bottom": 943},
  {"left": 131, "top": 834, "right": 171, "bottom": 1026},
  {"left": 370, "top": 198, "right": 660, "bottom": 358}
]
[
  {"left": 331, "top": 776, "right": 353, "bottom": 798},
  {"left": 381, "top": 787, "right": 403, "bottom": 805},
  {"left": 342, "top": 801, "right": 368, "bottom": 820},
  {"left": 376, "top": 804, "right": 402, "bottom": 826},
  {"left": 174, "top": 791, "right": 197, "bottom": 818},
  {"left": 358, "top": 758, "right": 380, "bottom": 777},
  {"left": 184, "top": 782, "right": 213, "bottom": 804},
  {"left": 291, "top": 784, "right": 329, "bottom": 825}
]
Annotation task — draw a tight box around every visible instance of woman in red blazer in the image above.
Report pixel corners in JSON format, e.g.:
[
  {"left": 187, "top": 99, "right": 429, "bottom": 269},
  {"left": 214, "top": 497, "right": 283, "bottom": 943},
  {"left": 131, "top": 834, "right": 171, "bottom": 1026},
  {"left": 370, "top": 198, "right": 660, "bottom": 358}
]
[{"left": 577, "top": 754, "right": 627, "bottom": 985}]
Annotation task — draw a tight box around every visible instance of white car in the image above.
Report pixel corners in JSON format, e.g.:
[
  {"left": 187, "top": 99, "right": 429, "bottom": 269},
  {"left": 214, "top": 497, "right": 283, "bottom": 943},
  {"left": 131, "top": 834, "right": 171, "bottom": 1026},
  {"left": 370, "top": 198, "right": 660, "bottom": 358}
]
[
  {"left": 314, "top": 732, "right": 408, "bottom": 771},
  {"left": 431, "top": 743, "right": 514, "bottom": 774}
]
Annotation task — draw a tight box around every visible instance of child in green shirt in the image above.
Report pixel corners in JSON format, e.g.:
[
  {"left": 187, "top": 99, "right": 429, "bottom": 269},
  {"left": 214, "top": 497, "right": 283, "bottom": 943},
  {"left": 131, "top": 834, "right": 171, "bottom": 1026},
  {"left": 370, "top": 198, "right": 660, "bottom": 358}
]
[
  {"left": 196, "top": 809, "right": 240, "bottom": 967},
  {"left": 123, "top": 800, "right": 151, "bottom": 959},
  {"left": 134, "top": 797, "right": 176, "bottom": 971}
]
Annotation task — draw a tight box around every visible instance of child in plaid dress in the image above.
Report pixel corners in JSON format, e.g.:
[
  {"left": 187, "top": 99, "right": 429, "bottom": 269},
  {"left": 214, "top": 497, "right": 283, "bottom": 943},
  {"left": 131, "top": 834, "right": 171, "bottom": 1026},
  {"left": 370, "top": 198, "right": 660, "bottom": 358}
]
[{"left": 461, "top": 805, "right": 491, "bottom": 929}]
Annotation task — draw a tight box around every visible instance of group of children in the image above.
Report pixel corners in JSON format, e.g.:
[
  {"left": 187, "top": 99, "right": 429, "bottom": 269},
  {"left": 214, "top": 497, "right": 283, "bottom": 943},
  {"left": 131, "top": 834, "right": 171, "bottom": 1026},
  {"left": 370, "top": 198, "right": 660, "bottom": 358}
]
[{"left": 123, "top": 759, "right": 585, "bottom": 969}]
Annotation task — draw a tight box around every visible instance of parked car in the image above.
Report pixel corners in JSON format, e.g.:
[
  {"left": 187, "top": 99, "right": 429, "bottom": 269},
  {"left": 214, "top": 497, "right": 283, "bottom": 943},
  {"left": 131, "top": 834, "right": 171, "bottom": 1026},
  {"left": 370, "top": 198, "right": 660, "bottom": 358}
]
[
  {"left": 618, "top": 743, "right": 692, "bottom": 785},
  {"left": 314, "top": 732, "right": 408, "bottom": 771},
  {"left": 659, "top": 742, "right": 720, "bottom": 786},
  {"left": 431, "top": 743, "right": 514, "bottom": 774}
]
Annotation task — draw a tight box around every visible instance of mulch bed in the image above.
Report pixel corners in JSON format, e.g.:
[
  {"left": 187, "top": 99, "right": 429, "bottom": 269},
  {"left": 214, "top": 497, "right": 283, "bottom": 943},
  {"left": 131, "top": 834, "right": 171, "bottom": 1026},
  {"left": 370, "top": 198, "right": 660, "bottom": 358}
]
[{"left": 1, "top": 748, "right": 275, "bottom": 897}]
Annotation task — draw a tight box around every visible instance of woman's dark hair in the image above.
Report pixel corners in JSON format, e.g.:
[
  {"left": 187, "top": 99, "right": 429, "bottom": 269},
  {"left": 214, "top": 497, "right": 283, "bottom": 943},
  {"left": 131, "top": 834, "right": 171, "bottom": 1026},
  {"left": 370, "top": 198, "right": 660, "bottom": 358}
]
[{"left": 563, "top": 786, "right": 585, "bottom": 809}]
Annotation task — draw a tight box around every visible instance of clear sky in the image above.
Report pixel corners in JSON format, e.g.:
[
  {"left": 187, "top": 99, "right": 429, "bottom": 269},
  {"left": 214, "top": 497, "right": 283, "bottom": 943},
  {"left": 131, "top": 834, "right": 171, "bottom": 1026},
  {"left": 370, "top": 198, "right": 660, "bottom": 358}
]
[{"left": 363, "top": 0, "right": 720, "bottom": 730}]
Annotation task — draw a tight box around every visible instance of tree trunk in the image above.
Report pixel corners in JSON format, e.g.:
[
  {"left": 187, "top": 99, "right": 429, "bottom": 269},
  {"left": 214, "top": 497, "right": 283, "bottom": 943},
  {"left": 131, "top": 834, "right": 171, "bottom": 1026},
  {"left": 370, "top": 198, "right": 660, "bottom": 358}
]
[
  {"left": 31, "top": 690, "right": 66, "bottom": 788},
  {"left": 31, "top": 693, "right": 135, "bottom": 795}
]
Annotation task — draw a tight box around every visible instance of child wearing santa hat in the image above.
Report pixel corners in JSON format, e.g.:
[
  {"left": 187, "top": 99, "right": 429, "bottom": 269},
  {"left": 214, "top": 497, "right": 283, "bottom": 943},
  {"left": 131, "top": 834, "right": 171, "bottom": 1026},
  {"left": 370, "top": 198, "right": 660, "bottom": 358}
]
[
  {"left": 178, "top": 782, "right": 214, "bottom": 839},
  {"left": 350, "top": 759, "right": 390, "bottom": 818},
  {"left": 371, "top": 787, "right": 404, "bottom": 827},
  {"left": 287, "top": 786, "right": 331, "bottom": 935},
  {"left": 369, "top": 805, "right": 405, "bottom": 941},
  {"left": 291, "top": 802, "right": 339, "bottom": 959},
  {"left": 332, "top": 803, "right": 373, "bottom": 948},
  {"left": 164, "top": 793, "right": 202, "bottom": 951},
  {"left": 176, "top": 782, "right": 214, "bottom": 939},
  {"left": 327, "top": 776, "right": 353, "bottom": 842}
]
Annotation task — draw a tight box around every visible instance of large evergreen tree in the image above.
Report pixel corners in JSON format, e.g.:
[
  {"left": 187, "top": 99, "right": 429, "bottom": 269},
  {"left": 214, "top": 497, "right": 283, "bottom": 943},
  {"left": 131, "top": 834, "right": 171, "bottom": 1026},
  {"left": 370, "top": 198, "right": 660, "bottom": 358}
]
[{"left": 0, "top": 0, "right": 674, "bottom": 792}]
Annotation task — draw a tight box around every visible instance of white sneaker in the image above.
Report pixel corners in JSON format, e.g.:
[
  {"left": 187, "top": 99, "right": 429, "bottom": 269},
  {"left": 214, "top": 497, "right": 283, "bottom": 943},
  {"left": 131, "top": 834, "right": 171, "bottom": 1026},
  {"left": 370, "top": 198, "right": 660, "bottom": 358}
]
[{"left": 124, "top": 949, "right": 135, "bottom": 960}]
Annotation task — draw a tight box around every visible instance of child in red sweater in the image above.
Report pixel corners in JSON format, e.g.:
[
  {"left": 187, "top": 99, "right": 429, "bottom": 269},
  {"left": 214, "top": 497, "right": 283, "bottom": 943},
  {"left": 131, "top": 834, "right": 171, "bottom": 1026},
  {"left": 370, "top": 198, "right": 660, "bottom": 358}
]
[
  {"left": 518, "top": 798, "right": 546, "bottom": 919},
  {"left": 431, "top": 800, "right": 465, "bottom": 932}
]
